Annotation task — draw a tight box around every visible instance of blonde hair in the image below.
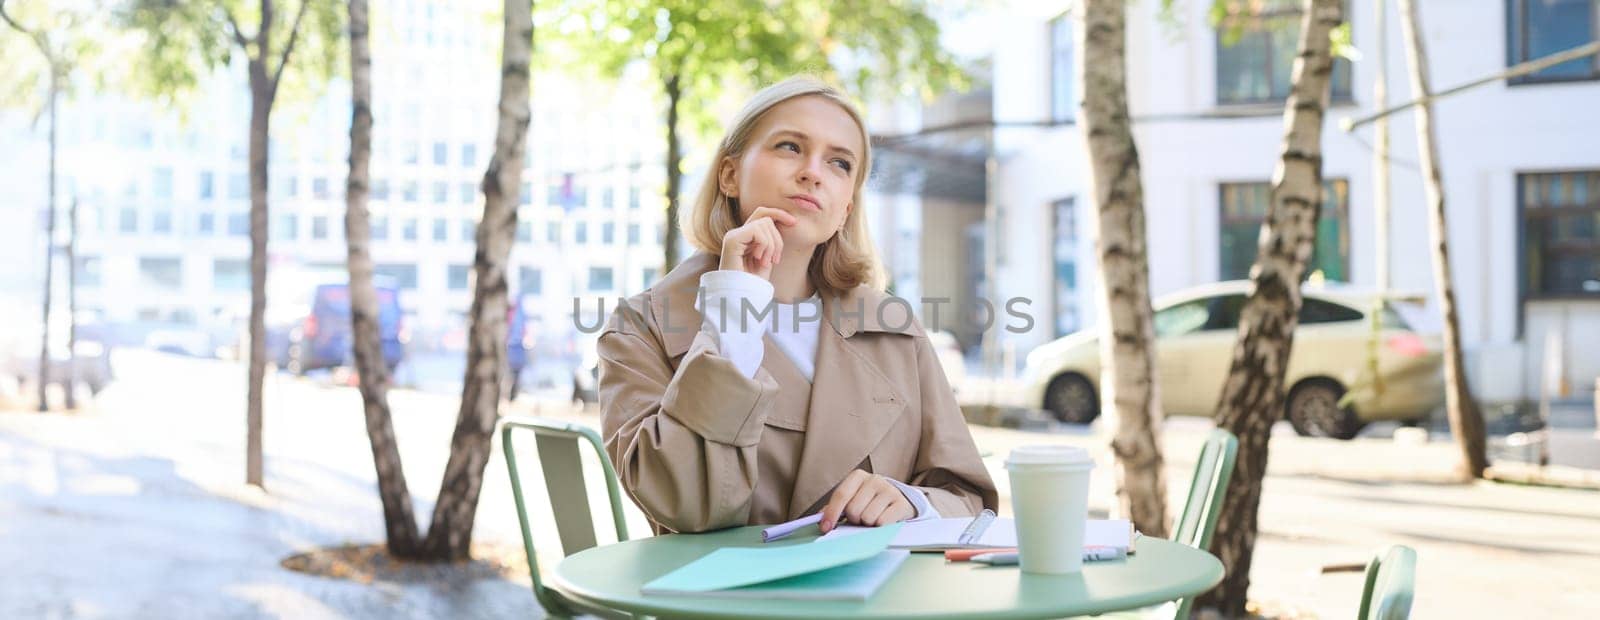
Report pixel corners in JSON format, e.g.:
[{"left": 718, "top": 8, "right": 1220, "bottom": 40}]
[{"left": 680, "top": 76, "right": 885, "bottom": 297}]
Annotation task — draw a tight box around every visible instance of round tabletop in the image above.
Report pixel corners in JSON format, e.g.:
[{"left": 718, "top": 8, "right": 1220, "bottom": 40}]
[{"left": 549, "top": 525, "right": 1224, "bottom": 620}]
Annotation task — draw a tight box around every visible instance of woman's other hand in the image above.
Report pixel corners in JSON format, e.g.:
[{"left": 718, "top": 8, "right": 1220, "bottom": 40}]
[{"left": 818, "top": 469, "right": 915, "bottom": 533}]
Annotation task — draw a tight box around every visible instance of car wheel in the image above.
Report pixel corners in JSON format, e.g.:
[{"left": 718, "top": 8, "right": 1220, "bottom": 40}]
[
  {"left": 286, "top": 344, "right": 306, "bottom": 376},
  {"left": 1286, "top": 379, "right": 1365, "bottom": 440},
  {"left": 1043, "top": 373, "right": 1099, "bottom": 425}
]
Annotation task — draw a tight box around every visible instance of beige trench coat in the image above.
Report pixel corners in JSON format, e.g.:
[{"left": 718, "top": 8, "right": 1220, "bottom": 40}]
[{"left": 597, "top": 253, "right": 998, "bottom": 534}]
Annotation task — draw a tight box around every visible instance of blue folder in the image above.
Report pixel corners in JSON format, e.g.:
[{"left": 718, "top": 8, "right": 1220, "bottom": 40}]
[{"left": 641, "top": 522, "right": 905, "bottom": 600}]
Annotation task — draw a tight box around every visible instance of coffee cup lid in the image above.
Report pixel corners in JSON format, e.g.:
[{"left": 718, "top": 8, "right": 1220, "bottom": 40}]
[{"left": 1005, "top": 445, "right": 1095, "bottom": 470}]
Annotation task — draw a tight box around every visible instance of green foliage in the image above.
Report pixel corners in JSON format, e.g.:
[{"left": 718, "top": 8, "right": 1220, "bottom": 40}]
[
  {"left": 0, "top": 0, "right": 119, "bottom": 114},
  {"left": 541, "top": 0, "right": 967, "bottom": 148},
  {"left": 116, "top": 0, "right": 344, "bottom": 111}
]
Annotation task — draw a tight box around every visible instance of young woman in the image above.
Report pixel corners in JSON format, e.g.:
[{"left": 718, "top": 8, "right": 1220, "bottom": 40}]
[{"left": 598, "top": 76, "right": 997, "bottom": 534}]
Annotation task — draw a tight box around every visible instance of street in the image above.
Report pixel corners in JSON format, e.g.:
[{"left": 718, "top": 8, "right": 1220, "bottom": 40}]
[{"left": 2, "top": 349, "right": 1596, "bottom": 618}]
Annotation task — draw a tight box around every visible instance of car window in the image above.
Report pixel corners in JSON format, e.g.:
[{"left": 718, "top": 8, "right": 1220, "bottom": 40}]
[
  {"left": 1204, "top": 295, "right": 1246, "bottom": 331},
  {"left": 1154, "top": 299, "right": 1211, "bottom": 337},
  {"left": 1299, "top": 298, "right": 1364, "bottom": 324}
]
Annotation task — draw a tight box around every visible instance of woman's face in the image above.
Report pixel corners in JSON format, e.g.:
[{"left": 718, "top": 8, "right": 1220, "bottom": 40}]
[{"left": 720, "top": 95, "right": 864, "bottom": 249}]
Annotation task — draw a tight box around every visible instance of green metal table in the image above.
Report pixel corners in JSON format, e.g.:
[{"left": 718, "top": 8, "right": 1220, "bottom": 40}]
[{"left": 548, "top": 525, "right": 1224, "bottom": 619}]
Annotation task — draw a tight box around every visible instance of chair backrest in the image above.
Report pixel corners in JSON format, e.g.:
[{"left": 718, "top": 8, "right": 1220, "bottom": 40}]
[
  {"left": 501, "top": 415, "right": 630, "bottom": 616},
  {"left": 1358, "top": 546, "right": 1417, "bottom": 620},
  {"left": 1172, "top": 428, "right": 1239, "bottom": 620}
]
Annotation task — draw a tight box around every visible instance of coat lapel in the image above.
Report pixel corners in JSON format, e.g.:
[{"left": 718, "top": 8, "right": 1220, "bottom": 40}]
[{"left": 784, "top": 289, "right": 917, "bottom": 518}]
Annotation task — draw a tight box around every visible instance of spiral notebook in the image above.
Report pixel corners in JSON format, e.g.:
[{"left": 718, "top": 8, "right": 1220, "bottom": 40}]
[{"left": 819, "top": 516, "right": 1135, "bottom": 553}]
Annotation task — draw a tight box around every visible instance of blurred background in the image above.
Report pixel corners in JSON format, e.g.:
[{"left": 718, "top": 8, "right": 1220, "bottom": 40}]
[{"left": 2, "top": 0, "right": 1596, "bottom": 618}]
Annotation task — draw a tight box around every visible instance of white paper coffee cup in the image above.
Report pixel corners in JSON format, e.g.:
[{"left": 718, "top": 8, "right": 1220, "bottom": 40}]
[{"left": 1006, "top": 445, "right": 1095, "bottom": 574}]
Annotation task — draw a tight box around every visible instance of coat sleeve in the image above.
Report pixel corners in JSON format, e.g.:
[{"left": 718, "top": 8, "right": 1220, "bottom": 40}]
[
  {"left": 901, "top": 334, "right": 999, "bottom": 517},
  {"left": 597, "top": 306, "right": 781, "bottom": 533}
]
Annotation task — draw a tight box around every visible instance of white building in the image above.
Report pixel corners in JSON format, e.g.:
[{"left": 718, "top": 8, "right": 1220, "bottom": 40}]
[
  {"left": 984, "top": 0, "right": 1599, "bottom": 402},
  {"left": 4, "top": 0, "right": 669, "bottom": 352}
]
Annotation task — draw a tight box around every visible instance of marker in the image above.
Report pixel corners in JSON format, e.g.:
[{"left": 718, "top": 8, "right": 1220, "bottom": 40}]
[{"left": 970, "top": 551, "right": 1020, "bottom": 566}]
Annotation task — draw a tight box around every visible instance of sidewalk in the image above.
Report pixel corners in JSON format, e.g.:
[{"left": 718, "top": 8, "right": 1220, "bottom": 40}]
[{"left": 3, "top": 350, "right": 1596, "bottom": 618}]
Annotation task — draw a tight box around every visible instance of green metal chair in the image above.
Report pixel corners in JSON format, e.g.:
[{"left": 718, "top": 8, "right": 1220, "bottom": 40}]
[
  {"left": 1357, "top": 546, "right": 1417, "bottom": 620},
  {"left": 501, "top": 415, "right": 632, "bottom": 618},
  {"left": 1094, "top": 428, "right": 1239, "bottom": 620},
  {"left": 1168, "top": 428, "right": 1239, "bottom": 619}
]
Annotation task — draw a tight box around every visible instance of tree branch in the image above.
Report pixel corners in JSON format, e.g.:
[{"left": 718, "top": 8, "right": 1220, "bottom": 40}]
[
  {"left": 222, "top": 6, "right": 253, "bottom": 50},
  {"left": 0, "top": 0, "right": 54, "bottom": 62},
  {"left": 269, "top": 0, "right": 312, "bottom": 95}
]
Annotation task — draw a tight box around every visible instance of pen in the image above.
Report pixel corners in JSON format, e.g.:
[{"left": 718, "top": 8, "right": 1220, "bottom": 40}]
[{"left": 761, "top": 513, "right": 824, "bottom": 542}]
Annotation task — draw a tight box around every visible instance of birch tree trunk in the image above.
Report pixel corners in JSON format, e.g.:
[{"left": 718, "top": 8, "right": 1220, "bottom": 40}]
[
  {"left": 1080, "top": 0, "right": 1168, "bottom": 539},
  {"left": 345, "top": 0, "right": 422, "bottom": 557},
  {"left": 422, "top": 0, "right": 532, "bottom": 560},
  {"left": 1396, "top": 0, "right": 1489, "bottom": 479},
  {"left": 1196, "top": 0, "right": 1343, "bottom": 615}
]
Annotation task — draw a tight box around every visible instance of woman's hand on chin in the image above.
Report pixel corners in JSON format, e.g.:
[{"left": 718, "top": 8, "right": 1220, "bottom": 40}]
[{"left": 720, "top": 206, "right": 798, "bottom": 280}]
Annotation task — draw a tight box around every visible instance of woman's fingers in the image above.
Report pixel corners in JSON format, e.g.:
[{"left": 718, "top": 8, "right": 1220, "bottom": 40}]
[
  {"left": 820, "top": 470, "right": 870, "bottom": 533},
  {"left": 859, "top": 493, "right": 896, "bottom": 526}
]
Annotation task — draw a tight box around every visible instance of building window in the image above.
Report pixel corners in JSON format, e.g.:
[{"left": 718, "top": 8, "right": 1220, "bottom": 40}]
[
  {"left": 603, "top": 186, "right": 615, "bottom": 209},
  {"left": 575, "top": 221, "right": 588, "bottom": 244},
  {"left": 547, "top": 222, "right": 560, "bottom": 243},
  {"left": 588, "top": 266, "right": 614, "bottom": 292},
  {"left": 197, "top": 212, "right": 215, "bottom": 235},
  {"left": 313, "top": 177, "right": 330, "bottom": 200},
  {"left": 402, "top": 181, "right": 419, "bottom": 202},
  {"left": 229, "top": 173, "right": 248, "bottom": 200},
  {"left": 460, "top": 182, "right": 476, "bottom": 204},
  {"left": 374, "top": 263, "right": 418, "bottom": 289},
  {"left": 641, "top": 267, "right": 657, "bottom": 287},
  {"left": 519, "top": 266, "right": 542, "bottom": 296},
  {"left": 1508, "top": 0, "right": 1600, "bottom": 84},
  {"left": 227, "top": 211, "right": 249, "bottom": 237},
  {"left": 76, "top": 256, "right": 102, "bottom": 288},
  {"left": 461, "top": 218, "right": 477, "bottom": 242},
  {"left": 432, "top": 217, "right": 448, "bottom": 242},
  {"left": 629, "top": 186, "right": 640, "bottom": 209},
  {"left": 433, "top": 141, "right": 448, "bottom": 166},
  {"left": 312, "top": 215, "right": 330, "bottom": 240},
  {"left": 198, "top": 171, "right": 215, "bottom": 200},
  {"left": 522, "top": 182, "right": 533, "bottom": 206},
  {"left": 448, "top": 264, "right": 471, "bottom": 290},
  {"left": 401, "top": 217, "right": 418, "bottom": 241},
  {"left": 1051, "top": 197, "right": 1079, "bottom": 337},
  {"left": 139, "top": 257, "right": 183, "bottom": 290},
  {"left": 274, "top": 214, "right": 298, "bottom": 241},
  {"left": 371, "top": 215, "right": 389, "bottom": 241},
  {"left": 373, "top": 179, "right": 390, "bottom": 201},
  {"left": 433, "top": 181, "right": 449, "bottom": 204},
  {"left": 152, "top": 210, "right": 173, "bottom": 234},
  {"left": 602, "top": 222, "right": 615, "bottom": 244},
  {"left": 1520, "top": 171, "right": 1600, "bottom": 296},
  {"left": 1214, "top": 2, "right": 1353, "bottom": 105},
  {"left": 213, "top": 258, "right": 249, "bottom": 292},
  {"left": 461, "top": 143, "right": 477, "bottom": 168},
  {"left": 1049, "top": 12, "right": 1075, "bottom": 122},
  {"left": 1218, "top": 179, "right": 1350, "bottom": 281},
  {"left": 152, "top": 167, "right": 173, "bottom": 200},
  {"left": 517, "top": 221, "right": 532, "bottom": 242},
  {"left": 627, "top": 223, "right": 641, "bottom": 244}
]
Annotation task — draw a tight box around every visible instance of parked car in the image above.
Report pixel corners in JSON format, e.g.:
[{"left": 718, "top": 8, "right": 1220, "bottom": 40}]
[
  {"left": 1021, "top": 281, "right": 1445, "bottom": 439},
  {"left": 266, "top": 278, "right": 406, "bottom": 375},
  {"left": 3, "top": 312, "right": 115, "bottom": 398}
]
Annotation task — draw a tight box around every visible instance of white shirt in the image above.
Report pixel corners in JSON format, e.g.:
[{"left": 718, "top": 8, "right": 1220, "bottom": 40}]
[{"left": 695, "top": 269, "right": 940, "bottom": 521}]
